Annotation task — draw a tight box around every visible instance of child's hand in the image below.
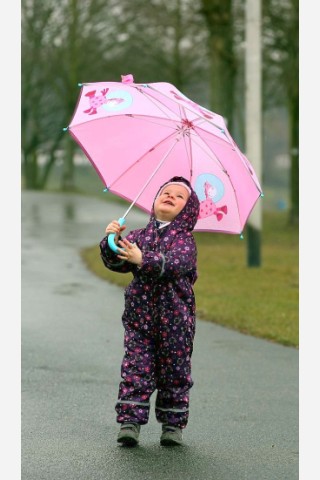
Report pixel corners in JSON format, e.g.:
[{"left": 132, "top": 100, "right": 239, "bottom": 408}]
[
  {"left": 117, "top": 238, "right": 142, "bottom": 266},
  {"left": 105, "top": 220, "right": 126, "bottom": 244}
]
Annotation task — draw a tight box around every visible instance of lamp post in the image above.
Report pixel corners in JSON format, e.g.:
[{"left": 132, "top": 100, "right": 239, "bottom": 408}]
[{"left": 245, "top": 0, "right": 262, "bottom": 266}]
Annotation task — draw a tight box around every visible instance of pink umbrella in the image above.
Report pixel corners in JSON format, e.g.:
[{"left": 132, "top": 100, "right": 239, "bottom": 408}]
[{"left": 66, "top": 74, "right": 263, "bottom": 251}]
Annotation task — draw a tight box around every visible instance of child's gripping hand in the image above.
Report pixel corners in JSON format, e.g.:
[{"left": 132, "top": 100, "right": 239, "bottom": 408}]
[
  {"left": 105, "top": 220, "right": 126, "bottom": 244},
  {"left": 117, "top": 238, "right": 142, "bottom": 266}
]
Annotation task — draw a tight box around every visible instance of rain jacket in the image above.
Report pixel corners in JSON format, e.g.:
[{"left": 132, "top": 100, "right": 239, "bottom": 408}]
[{"left": 99, "top": 176, "right": 200, "bottom": 428}]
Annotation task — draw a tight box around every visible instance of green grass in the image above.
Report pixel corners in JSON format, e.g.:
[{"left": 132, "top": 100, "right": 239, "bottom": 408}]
[{"left": 80, "top": 210, "right": 298, "bottom": 348}]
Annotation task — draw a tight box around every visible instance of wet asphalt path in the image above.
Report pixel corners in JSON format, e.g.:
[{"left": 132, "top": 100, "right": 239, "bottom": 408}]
[{"left": 21, "top": 191, "right": 298, "bottom": 480}]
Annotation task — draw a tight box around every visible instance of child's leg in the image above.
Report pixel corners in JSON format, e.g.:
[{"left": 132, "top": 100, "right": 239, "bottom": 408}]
[
  {"left": 155, "top": 317, "right": 195, "bottom": 429},
  {"left": 115, "top": 328, "right": 157, "bottom": 425},
  {"left": 155, "top": 374, "right": 193, "bottom": 428}
]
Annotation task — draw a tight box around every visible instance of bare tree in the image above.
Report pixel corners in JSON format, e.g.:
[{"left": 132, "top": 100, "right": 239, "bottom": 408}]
[
  {"left": 263, "top": 0, "right": 299, "bottom": 224},
  {"left": 21, "top": 0, "right": 119, "bottom": 190},
  {"left": 21, "top": 0, "right": 210, "bottom": 190},
  {"left": 104, "top": 0, "right": 209, "bottom": 93},
  {"left": 21, "top": 0, "right": 61, "bottom": 189},
  {"left": 199, "top": 0, "right": 237, "bottom": 131}
]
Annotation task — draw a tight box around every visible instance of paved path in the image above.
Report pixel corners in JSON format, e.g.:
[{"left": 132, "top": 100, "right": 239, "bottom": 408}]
[{"left": 21, "top": 191, "right": 298, "bottom": 480}]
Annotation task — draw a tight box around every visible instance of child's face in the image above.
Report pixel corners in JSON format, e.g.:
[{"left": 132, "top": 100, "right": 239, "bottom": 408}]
[{"left": 154, "top": 184, "right": 189, "bottom": 221}]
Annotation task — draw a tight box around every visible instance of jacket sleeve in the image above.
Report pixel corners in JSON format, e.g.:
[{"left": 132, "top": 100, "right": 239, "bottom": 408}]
[{"left": 140, "top": 232, "right": 197, "bottom": 281}]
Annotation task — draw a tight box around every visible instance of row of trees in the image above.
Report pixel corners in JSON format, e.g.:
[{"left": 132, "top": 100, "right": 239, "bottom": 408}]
[{"left": 21, "top": 0, "right": 298, "bottom": 223}]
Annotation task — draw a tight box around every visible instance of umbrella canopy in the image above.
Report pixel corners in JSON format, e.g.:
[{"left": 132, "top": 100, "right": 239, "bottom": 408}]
[{"left": 67, "top": 74, "right": 262, "bottom": 238}]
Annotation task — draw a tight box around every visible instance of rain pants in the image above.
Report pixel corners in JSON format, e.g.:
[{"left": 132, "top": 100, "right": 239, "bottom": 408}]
[{"left": 100, "top": 177, "right": 200, "bottom": 428}]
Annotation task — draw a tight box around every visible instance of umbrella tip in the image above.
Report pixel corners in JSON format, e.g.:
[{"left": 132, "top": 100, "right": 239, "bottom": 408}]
[
  {"left": 62, "top": 127, "right": 68, "bottom": 132},
  {"left": 78, "top": 83, "right": 83, "bottom": 87},
  {"left": 260, "top": 192, "right": 264, "bottom": 197},
  {"left": 121, "top": 74, "right": 134, "bottom": 84},
  {"left": 240, "top": 233, "right": 244, "bottom": 240},
  {"left": 103, "top": 187, "right": 109, "bottom": 192}
]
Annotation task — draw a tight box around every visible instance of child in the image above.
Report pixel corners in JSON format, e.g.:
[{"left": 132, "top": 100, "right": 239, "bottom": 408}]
[{"left": 99, "top": 176, "right": 200, "bottom": 447}]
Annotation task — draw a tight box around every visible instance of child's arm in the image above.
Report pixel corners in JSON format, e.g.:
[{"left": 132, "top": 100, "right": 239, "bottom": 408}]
[
  {"left": 139, "top": 233, "right": 197, "bottom": 281},
  {"left": 99, "top": 220, "right": 138, "bottom": 273}
]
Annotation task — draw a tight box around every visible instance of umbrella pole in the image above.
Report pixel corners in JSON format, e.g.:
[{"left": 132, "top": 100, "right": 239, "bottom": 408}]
[
  {"left": 107, "top": 138, "right": 180, "bottom": 253},
  {"left": 122, "top": 137, "right": 180, "bottom": 219}
]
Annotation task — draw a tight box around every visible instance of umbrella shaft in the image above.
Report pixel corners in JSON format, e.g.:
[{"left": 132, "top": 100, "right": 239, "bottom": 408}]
[{"left": 122, "top": 137, "right": 180, "bottom": 219}]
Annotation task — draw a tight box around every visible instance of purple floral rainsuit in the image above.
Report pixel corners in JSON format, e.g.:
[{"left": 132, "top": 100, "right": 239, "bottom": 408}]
[{"left": 99, "top": 177, "right": 200, "bottom": 429}]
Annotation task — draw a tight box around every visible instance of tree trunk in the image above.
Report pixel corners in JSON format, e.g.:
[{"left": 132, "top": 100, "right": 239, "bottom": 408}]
[
  {"left": 39, "top": 129, "right": 65, "bottom": 189},
  {"left": 23, "top": 150, "right": 40, "bottom": 190},
  {"left": 61, "top": 139, "right": 76, "bottom": 191}
]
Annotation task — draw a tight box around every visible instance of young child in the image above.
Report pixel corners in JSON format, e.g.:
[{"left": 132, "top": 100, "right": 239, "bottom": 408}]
[{"left": 99, "top": 176, "right": 200, "bottom": 447}]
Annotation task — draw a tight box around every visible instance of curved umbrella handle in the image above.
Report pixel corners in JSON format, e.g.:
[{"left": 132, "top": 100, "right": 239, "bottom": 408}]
[{"left": 107, "top": 217, "right": 126, "bottom": 253}]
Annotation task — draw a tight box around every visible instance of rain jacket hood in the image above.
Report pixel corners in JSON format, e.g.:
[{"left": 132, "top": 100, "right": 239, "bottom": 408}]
[{"left": 150, "top": 176, "right": 200, "bottom": 233}]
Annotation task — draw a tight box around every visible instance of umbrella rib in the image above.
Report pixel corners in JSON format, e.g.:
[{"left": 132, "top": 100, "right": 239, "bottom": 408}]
[
  {"left": 121, "top": 136, "right": 182, "bottom": 219},
  {"left": 145, "top": 84, "right": 229, "bottom": 138},
  {"left": 194, "top": 126, "right": 261, "bottom": 188},
  {"left": 123, "top": 105, "right": 199, "bottom": 185},
  {"left": 133, "top": 86, "right": 182, "bottom": 122},
  {"left": 135, "top": 85, "right": 205, "bottom": 132},
  {"left": 123, "top": 114, "right": 181, "bottom": 132},
  {"left": 192, "top": 127, "right": 260, "bottom": 223},
  {"left": 188, "top": 129, "right": 226, "bottom": 171},
  {"left": 185, "top": 131, "right": 245, "bottom": 218},
  {"left": 128, "top": 93, "right": 195, "bottom": 180},
  {"left": 108, "top": 130, "right": 179, "bottom": 195},
  {"left": 192, "top": 123, "right": 262, "bottom": 192}
]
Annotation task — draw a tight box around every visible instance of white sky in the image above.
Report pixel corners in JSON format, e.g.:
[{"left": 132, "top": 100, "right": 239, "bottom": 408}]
[
  {"left": 299, "top": 2, "right": 320, "bottom": 479},
  {"left": 0, "top": 2, "right": 21, "bottom": 478}
]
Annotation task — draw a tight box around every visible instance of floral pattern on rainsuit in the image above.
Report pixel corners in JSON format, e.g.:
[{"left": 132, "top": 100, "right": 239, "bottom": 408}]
[{"left": 100, "top": 177, "right": 200, "bottom": 429}]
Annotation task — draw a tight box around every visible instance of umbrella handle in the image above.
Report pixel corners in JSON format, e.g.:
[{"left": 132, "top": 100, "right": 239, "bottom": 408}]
[{"left": 107, "top": 217, "right": 126, "bottom": 253}]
